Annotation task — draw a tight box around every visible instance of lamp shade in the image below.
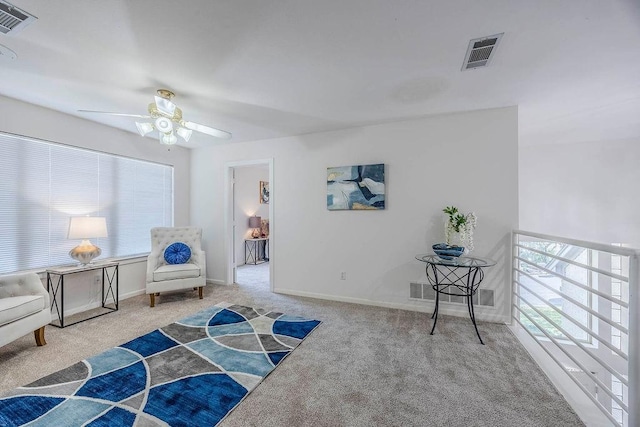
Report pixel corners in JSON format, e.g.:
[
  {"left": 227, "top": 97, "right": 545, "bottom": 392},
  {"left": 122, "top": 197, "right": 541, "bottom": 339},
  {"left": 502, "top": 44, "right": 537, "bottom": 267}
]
[
  {"left": 135, "top": 121, "right": 154, "bottom": 136},
  {"left": 160, "top": 132, "right": 178, "bottom": 145},
  {"left": 68, "top": 217, "right": 108, "bottom": 239},
  {"left": 176, "top": 126, "right": 193, "bottom": 142},
  {"left": 248, "top": 216, "right": 261, "bottom": 228}
]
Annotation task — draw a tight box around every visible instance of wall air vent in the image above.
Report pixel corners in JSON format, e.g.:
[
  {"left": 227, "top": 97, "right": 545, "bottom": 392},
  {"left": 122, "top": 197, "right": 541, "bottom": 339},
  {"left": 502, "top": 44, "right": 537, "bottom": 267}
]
[
  {"left": 0, "top": 0, "right": 37, "bottom": 35},
  {"left": 462, "top": 33, "right": 503, "bottom": 71},
  {"left": 409, "top": 282, "right": 495, "bottom": 307}
]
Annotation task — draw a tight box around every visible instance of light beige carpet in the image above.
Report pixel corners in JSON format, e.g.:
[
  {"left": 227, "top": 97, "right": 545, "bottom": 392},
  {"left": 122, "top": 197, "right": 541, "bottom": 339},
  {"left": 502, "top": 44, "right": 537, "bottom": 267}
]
[{"left": 0, "top": 263, "right": 584, "bottom": 426}]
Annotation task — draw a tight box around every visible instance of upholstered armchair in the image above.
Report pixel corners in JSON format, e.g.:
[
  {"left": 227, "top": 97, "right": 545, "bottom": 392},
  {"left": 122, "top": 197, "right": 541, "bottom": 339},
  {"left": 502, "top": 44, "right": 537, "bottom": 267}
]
[
  {"left": 0, "top": 272, "right": 52, "bottom": 348},
  {"left": 146, "top": 227, "right": 206, "bottom": 307}
]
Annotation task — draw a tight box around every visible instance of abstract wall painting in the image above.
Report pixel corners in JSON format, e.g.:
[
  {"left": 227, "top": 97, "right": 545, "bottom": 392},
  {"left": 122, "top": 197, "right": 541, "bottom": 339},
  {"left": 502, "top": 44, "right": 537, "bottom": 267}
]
[
  {"left": 327, "top": 163, "right": 385, "bottom": 210},
  {"left": 260, "top": 181, "right": 269, "bottom": 204}
]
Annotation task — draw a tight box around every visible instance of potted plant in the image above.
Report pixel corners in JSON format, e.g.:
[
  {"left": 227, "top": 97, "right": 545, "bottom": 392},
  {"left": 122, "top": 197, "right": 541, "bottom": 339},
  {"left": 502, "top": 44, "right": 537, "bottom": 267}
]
[{"left": 438, "top": 206, "right": 477, "bottom": 256}]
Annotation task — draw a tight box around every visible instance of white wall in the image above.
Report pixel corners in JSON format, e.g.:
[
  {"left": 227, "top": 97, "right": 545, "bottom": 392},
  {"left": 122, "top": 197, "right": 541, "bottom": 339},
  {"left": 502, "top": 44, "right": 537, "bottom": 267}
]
[
  {"left": 234, "top": 165, "right": 269, "bottom": 265},
  {"left": 520, "top": 137, "right": 640, "bottom": 248},
  {"left": 0, "top": 95, "right": 192, "bottom": 313},
  {"left": 192, "top": 107, "right": 518, "bottom": 322}
]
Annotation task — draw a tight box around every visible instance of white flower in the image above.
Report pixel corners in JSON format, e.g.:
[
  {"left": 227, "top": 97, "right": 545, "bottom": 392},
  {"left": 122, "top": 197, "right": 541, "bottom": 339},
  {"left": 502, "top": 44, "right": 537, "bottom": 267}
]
[{"left": 443, "top": 208, "right": 477, "bottom": 252}]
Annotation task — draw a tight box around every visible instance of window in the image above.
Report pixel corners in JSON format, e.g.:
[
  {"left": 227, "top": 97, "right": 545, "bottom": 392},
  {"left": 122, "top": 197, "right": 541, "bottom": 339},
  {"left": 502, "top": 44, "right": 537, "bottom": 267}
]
[{"left": 0, "top": 132, "right": 173, "bottom": 273}]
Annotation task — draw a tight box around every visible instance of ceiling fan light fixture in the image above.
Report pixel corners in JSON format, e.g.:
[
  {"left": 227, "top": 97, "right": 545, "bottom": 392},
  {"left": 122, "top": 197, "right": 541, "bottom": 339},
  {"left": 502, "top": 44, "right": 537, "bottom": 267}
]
[
  {"left": 80, "top": 89, "right": 232, "bottom": 145},
  {"left": 160, "top": 132, "right": 178, "bottom": 145},
  {"left": 135, "top": 121, "right": 154, "bottom": 136},
  {"left": 155, "top": 116, "right": 173, "bottom": 133},
  {"left": 176, "top": 127, "right": 192, "bottom": 142}
]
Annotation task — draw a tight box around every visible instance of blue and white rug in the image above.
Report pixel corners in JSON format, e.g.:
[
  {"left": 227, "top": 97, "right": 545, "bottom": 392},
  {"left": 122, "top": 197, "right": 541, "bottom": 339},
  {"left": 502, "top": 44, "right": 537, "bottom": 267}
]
[{"left": 0, "top": 302, "right": 321, "bottom": 426}]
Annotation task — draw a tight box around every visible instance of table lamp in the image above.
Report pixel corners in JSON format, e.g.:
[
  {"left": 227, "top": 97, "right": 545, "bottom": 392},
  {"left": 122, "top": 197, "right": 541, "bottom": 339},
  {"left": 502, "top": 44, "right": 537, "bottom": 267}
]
[
  {"left": 249, "top": 216, "right": 262, "bottom": 238},
  {"left": 68, "top": 216, "right": 108, "bottom": 264}
]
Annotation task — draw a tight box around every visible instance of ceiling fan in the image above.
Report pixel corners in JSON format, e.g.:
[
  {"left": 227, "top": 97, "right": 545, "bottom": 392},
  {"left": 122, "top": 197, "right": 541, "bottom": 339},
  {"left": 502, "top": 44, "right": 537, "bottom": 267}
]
[{"left": 79, "top": 89, "right": 232, "bottom": 145}]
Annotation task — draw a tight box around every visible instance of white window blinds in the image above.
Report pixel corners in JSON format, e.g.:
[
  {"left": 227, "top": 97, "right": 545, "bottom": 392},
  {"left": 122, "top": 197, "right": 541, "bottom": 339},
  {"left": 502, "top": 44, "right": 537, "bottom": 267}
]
[{"left": 0, "top": 132, "right": 173, "bottom": 273}]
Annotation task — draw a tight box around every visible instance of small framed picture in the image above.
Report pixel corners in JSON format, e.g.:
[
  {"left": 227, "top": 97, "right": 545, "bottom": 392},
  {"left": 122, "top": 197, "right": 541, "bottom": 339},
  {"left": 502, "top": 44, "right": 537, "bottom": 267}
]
[{"left": 260, "top": 181, "right": 269, "bottom": 204}]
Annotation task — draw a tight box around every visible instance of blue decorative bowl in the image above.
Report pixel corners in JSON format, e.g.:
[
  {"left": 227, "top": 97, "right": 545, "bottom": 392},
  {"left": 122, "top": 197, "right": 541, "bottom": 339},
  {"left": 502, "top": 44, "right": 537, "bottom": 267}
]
[{"left": 432, "top": 243, "right": 465, "bottom": 260}]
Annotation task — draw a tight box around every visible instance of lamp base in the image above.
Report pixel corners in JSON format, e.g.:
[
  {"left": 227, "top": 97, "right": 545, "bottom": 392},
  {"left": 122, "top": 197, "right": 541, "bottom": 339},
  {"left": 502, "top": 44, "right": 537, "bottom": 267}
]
[
  {"left": 69, "top": 240, "right": 102, "bottom": 265},
  {"left": 251, "top": 228, "right": 261, "bottom": 238}
]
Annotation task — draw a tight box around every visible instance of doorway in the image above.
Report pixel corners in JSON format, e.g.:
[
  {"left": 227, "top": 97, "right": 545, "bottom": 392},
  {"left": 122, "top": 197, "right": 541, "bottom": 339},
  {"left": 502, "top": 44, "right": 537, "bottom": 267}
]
[{"left": 224, "top": 159, "right": 274, "bottom": 291}]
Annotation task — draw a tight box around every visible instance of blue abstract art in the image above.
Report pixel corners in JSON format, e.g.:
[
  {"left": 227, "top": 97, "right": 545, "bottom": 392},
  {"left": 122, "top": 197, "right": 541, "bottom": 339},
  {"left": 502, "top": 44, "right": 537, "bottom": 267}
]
[
  {"left": 0, "top": 303, "right": 321, "bottom": 427},
  {"left": 327, "top": 163, "right": 385, "bottom": 210}
]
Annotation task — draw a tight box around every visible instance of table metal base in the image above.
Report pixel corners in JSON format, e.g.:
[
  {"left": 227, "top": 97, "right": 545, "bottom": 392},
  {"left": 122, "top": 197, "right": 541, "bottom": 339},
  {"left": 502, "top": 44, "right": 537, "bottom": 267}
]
[{"left": 426, "top": 261, "right": 486, "bottom": 344}]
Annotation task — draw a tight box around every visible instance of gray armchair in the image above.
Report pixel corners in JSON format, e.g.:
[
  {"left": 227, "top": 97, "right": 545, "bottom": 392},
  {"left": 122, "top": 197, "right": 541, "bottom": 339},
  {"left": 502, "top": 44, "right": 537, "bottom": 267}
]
[
  {"left": 0, "top": 272, "right": 51, "bottom": 347},
  {"left": 146, "top": 227, "right": 206, "bottom": 307}
]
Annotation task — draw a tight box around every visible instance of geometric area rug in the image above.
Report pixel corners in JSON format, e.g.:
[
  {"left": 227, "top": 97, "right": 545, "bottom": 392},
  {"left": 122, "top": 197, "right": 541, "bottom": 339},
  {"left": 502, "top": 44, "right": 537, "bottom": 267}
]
[{"left": 0, "top": 302, "right": 321, "bottom": 426}]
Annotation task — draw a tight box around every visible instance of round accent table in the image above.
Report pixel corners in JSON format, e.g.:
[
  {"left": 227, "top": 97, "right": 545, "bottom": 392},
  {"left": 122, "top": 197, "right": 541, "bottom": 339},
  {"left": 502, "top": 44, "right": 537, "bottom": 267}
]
[{"left": 415, "top": 254, "right": 496, "bottom": 344}]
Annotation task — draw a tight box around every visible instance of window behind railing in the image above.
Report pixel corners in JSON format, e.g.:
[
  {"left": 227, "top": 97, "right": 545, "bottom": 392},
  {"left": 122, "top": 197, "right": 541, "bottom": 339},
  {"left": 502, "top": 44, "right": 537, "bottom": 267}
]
[
  {"left": 512, "top": 231, "right": 638, "bottom": 427},
  {"left": 0, "top": 132, "right": 174, "bottom": 273}
]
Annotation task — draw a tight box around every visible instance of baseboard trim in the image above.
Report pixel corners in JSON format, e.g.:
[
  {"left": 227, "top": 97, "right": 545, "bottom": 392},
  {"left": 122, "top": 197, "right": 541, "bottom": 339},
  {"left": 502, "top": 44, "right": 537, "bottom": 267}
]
[
  {"left": 62, "top": 288, "right": 145, "bottom": 317},
  {"left": 273, "top": 288, "right": 509, "bottom": 323},
  {"left": 120, "top": 289, "right": 146, "bottom": 300},
  {"left": 207, "top": 279, "right": 226, "bottom": 285}
]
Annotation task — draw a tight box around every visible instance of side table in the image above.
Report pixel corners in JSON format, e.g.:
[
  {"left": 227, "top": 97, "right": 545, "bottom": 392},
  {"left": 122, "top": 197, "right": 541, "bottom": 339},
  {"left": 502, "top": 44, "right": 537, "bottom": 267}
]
[
  {"left": 46, "top": 262, "right": 119, "bottom": 328},
  {"left": 245, "top": 238, "right": 269, "bottom": 264},
  {"left": 415, "top": 254, "right": 496, "bottom": 344}
]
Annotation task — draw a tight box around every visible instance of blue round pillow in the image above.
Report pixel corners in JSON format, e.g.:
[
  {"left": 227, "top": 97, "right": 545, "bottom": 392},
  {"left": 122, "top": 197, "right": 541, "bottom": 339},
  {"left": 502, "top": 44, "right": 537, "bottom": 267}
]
[{"left": 164, "top": 242, "right": 191, "bottom": 264}]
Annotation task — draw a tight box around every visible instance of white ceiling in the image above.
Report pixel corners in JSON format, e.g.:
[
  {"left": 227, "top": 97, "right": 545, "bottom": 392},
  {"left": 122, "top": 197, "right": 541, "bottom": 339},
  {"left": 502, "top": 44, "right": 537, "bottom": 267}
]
[{"left": 0, "top": 0, "right": 639, "bottom": 148}]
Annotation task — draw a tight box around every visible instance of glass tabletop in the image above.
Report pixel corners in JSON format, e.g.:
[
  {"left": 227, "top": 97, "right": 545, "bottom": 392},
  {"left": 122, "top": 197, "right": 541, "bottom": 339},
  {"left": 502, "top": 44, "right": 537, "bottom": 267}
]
[
  {"left": 415, "top": 254, "right": 496, "bottom": 267},
  {"left": 47, "top": 261, "right": 120, "bottom": 274}
]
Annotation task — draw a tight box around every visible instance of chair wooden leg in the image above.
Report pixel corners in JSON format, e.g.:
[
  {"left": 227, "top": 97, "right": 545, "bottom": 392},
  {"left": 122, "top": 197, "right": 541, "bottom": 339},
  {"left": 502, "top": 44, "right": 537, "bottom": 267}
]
[
  {"left": 34, "top": 326, "right": 46, "bottom": 346},
  {"left": 150, "top": 293, "right": 155, "bottom": 307},
  {"left": 198, "top": 286, "right": 203, "bottom": 299}
]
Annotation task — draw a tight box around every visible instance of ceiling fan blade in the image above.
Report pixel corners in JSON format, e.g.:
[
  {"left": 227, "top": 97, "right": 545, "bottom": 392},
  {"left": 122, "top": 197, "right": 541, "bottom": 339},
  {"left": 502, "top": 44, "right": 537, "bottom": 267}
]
[
  {"left": 78, "top": 110, "right": 151, "bottom": 119},
  {"left": 184, "top": 121, "right": 232, "bottom": 140}
]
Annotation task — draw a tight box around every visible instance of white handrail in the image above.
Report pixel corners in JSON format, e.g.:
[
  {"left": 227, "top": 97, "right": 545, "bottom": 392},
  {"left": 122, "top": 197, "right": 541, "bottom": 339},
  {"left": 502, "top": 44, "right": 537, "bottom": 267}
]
[
  {"left": 514, "top": 268, "right": 629, "bottom": 336},
  {"left": 516, "top": 289, "right": 627, "bottom": 386},
  {"left": 515, "top": 230, "right": 640, "bottom": 257},
  {"left": 512, "top": 230, "right": 637, "bottom": 426},
  {"left": 515, "top": 255, "right": 629, "bottom": 309},
  {"left": 514, "top": 276, "right": 627, "bottom": 361},
  {"left": 514, "top": 243, "right": 629, "bottom": 282}
]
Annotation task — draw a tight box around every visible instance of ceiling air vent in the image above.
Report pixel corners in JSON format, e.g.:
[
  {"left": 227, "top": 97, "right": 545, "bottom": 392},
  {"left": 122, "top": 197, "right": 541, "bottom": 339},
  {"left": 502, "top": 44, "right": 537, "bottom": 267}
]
[
  {"left": 0, "top": 0, "right": 37, "bottom": 35},
  {"left": 461, "top": 33, "right": 503, "bottom": 71}
]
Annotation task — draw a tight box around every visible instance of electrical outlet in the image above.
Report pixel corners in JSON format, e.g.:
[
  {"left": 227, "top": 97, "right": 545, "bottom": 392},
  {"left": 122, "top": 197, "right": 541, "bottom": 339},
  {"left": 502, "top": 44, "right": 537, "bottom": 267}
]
[{"left": 340, "top": 272, "right": 346, "bottom": 280}]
